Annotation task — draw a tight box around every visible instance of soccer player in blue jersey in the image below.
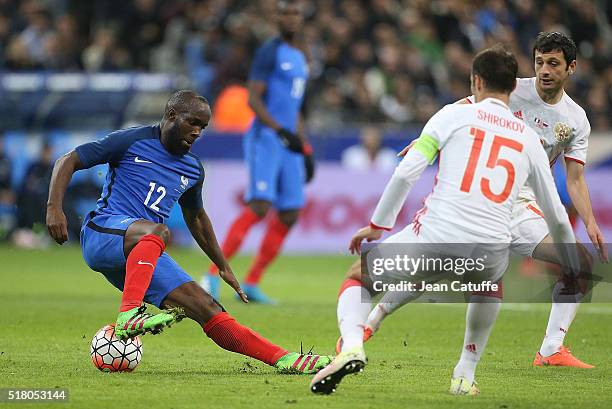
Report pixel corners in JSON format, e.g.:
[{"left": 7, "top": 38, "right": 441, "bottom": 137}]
[
  {"left": 202, "top": 0, "right": 314, "bottom": 304},
  {"left": 45, "top": 90, "right": 331, "bottom": 373}
]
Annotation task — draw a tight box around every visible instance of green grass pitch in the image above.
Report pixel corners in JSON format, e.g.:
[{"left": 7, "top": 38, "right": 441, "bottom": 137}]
[{"left": 1, "top": 246, "right": 611, "bottom": 408}]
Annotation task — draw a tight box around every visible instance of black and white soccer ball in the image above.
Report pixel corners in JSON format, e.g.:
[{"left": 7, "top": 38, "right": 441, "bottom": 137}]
[{"left": 90, "top": 324, "right": 143, "bottom": 372}]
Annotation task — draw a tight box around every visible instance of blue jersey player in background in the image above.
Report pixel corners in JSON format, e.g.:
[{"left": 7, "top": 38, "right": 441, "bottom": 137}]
[
  {"left": 202, "top": 0, "right": 314, "bottom": 304},
  {"left": 46, "top": 90, "right": 331, "bottom": 373}
]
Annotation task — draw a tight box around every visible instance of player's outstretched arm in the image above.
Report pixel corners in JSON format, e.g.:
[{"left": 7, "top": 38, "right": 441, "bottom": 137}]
[
  {"left": 371, "top": 140, "right": 432, "bottom": 225},
  {"left": 565, "top": 160, "right": 608, "bottom": 262},
  {"left": 349, "top": 144, "right": 431, "bottom": 254},
  {"left": 181, "top": 206, "right": 248, "bottom": 303},
  {"left": 46, "top": 150, "right": 84, "bottom": 244}
]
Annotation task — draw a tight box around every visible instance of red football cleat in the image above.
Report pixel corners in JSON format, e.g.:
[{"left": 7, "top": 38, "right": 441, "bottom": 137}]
[
  {"left": 533, "top": 346, "right": 594, "bottom": 368},
  {"left": 335, "top": 325, "right": 373, "bottom": 354}
]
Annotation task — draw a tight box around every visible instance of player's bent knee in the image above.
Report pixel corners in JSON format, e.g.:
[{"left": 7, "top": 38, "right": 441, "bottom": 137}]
[
  {"left": 125, "top": 220, "right": 171, "bottom": 255},
  {"left": 151, "top": 224, "right": 171, "bottom": 245}
]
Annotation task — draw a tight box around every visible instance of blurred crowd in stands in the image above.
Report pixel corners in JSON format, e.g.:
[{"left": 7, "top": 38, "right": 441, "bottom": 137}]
[
  {"left": 1, "top": 0, "right": 612, "bottom": 244},
  {"left": 0, "top": 137, "right": 51, "bottom": 244},
  {"left": 1, "top": 0, "right": 611, "bottom": 130},
  {"left": 0, "top": 136, "right": 103, "bottom": 245}
]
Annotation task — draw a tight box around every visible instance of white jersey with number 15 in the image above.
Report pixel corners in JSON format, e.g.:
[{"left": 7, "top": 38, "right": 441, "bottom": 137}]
[{"left": 371, "top": 98, "right": 570, "bottom": 244}]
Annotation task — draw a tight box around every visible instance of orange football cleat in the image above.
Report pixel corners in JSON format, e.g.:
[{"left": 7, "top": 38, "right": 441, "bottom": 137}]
[
  {"left": 335, "top": 325, "right": 373, "bottom": 354},
  {"left": 533, "top": 346, "right": 594, "bottom": 368}
]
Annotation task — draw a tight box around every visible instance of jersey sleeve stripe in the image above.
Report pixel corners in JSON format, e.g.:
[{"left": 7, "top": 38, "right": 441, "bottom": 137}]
[
  {"left": 564, "top": 156, "right": 585, "bottom": 165},
  {"left": 369, "top": 221, "right": 392, "bottom": 231}
]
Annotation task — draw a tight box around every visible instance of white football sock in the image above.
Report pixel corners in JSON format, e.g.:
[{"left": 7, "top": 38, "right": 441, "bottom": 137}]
[
  {"left": 365, "top": 304, "right": 388, "bottom": 333},
  {"left": 366, "top": 290, "right": 420, "bottom": 332},
  {"left": 337, "top": 284, "right": 372, "bottom": 352},
  {"left": 540, "top": 281, "right": 581, "bottom": 356},
  {"left": 453, "top": 296, "right": 501, "bottom": 384}
]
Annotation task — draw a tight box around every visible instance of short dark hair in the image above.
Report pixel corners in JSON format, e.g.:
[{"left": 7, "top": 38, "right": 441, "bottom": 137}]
[
  {"left": 533, "top": 31, "right": 576, "bottom": 67},
  {"left": 164, "top": 90, "right": 209, "bottom": 116},
  {"left": 472, "top": 45, "right": 518, "bottom": 94}
]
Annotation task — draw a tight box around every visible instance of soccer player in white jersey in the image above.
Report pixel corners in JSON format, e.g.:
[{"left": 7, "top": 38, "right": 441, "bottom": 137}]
[
  {"left": 361, "top": 32, "right": 607, "bottom": 368},
  {"left": 311, "top": 46, "right": 579, "bottom": 396}
]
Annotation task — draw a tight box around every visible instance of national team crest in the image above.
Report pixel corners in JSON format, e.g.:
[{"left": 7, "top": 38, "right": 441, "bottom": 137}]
[
  {"left": 180, "top": 175, "right": 189, "bottom": 190},
  {"left": 553, "top": 122, "right": 572, "bottom": 143}
]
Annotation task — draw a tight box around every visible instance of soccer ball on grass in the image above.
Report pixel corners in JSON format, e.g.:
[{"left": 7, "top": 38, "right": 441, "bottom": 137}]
[{"left": 90, "top": 324, "right": 143, "bottom": 372}]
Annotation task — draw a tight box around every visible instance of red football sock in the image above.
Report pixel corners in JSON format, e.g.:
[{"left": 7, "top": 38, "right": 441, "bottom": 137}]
[
  {"left": 210, "top": 207, "right": 261, "bottom": 275},
  {"left": 120, "top": 234, "right": 165, "bottom": 312},
  {"left": 203, "top": 312, "right": 288, "bottom": 365},
  {"left": 244, "top": 217, "right": 290, "bottom": 285}
]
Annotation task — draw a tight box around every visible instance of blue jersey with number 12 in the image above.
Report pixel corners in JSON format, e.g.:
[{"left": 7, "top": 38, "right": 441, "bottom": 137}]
[
  {"left": 249, "top": 37, "right": 308, "bottom": 133},
  {"left": 75, "top": 125, "right": 204, "bottom": 224}
]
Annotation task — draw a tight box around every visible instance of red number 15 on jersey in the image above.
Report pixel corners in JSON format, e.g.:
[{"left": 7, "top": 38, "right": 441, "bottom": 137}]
[{"left": 460, "top": 127, "right": 524, "bottom": 203}]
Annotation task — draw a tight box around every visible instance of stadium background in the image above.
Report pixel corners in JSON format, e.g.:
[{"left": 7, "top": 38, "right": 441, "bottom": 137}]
[{"left": 1, "top": 0, "right": 612, "bottom": 253}]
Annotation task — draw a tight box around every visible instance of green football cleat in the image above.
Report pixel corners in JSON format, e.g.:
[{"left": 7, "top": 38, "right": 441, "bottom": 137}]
[
  {"left": 115, "top": 305, "right": 185, "bottom": 340},
  {"left": 449, "top": 376, "right": 480, "bottom": 396},
  {"left": 310, "top": 346, "right": 366, "bottom": 394},
  {"left": 274, "top": 352, "right": 333, "bottom": 374}
]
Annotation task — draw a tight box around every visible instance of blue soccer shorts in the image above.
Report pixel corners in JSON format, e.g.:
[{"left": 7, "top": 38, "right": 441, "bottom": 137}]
[
  {"left": 80, "top": 212, "right": 193, "bottom": 307},
  {"left": 243, "top": 127, "right": 305, "bottom": 210}
]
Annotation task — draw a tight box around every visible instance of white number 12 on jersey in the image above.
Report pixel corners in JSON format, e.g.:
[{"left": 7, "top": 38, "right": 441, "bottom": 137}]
[{"left": 144, "top": 182, "right": 166, "bottom": 211}]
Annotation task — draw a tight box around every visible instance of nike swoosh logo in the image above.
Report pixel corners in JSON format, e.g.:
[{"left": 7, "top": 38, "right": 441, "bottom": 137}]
[
  {"left": 281, "top": 62, "right": 293, "bottom": 70},
  {"left": 137, "top": 260, "right": 155, "bottom": 268},
  {"left": 134, "top": 157, "right": 152, "bottom": 163}
]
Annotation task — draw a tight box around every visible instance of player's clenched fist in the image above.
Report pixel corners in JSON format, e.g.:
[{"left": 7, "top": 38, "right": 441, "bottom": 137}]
[{"left": 46, "top": 205, "right": 68, "bottom": 244}]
